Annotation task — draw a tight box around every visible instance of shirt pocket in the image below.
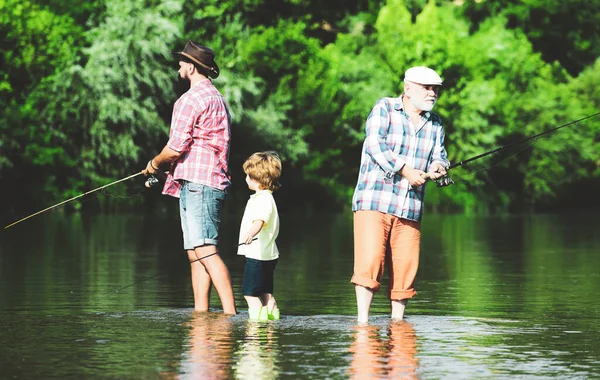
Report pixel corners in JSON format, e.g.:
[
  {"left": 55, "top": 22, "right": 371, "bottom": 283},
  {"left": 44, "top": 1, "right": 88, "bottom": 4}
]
[{"left": 386, "top": 115, "right": 405, "bottom": 153}]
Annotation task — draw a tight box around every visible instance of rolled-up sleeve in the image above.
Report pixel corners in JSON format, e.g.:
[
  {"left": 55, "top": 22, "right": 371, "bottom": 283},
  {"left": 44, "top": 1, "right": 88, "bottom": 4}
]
[
  {"left": 364, "top": 99, "right": 405, "bottom": 178},
  {"left": 167, "top": 96, "right": 200, "bottom": 153}
]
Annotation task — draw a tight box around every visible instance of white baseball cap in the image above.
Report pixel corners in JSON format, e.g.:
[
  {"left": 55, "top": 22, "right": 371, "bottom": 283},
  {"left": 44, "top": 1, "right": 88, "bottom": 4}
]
[{"left": 404, "top": 66, "right": 443, "bottom": 85}]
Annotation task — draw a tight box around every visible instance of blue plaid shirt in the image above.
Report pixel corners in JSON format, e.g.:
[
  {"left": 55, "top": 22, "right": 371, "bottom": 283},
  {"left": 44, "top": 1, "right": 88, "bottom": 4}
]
[{"left": 352, "top": 96, "right": 449, "bottom": 222}]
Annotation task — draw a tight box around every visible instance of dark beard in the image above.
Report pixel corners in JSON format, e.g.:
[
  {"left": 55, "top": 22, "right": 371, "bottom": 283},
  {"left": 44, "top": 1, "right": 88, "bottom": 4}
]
[{"left": 175, "top": 74, "right": 190, "bottom": 97}]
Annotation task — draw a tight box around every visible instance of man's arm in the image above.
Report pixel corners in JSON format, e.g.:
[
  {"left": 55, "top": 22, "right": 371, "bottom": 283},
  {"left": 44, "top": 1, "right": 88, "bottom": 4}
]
[
  {"left": 427, "top": 122, "right": 450, "bottom": 180},
  {"left": 363, "top": 99, "right": 406, "bottom": 177},
  {"left": 143, "top": 145, "right": 182, "bottom": 175},
  {"left": 364, "top": 99, "right": 428, "bottom": 186},
  {"left": 143, "top": 95, "right": 196, "bottom": 176}
]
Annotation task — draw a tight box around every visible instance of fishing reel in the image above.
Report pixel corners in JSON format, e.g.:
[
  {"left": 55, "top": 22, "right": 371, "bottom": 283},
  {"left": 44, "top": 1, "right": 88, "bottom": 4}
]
[
  {"left": 434, "top": 175, "right": 454, "bottom": 187},
  {"left": 422, "top": 171, "right": 454, "bottom": 187},
  {"left": 145, "top": 175, "right": 160, "bottom": 188}
]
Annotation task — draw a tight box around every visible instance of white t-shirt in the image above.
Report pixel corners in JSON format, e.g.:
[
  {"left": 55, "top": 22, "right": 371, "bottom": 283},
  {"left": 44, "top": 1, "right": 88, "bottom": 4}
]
[{"left": 237, "top": 190, "right": 279, "bottom": 260}]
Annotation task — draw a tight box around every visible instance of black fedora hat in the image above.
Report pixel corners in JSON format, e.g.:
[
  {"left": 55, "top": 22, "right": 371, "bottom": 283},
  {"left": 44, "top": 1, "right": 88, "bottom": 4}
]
[{"left": 173, "top": 40, "right": 220, "bottom": 79}]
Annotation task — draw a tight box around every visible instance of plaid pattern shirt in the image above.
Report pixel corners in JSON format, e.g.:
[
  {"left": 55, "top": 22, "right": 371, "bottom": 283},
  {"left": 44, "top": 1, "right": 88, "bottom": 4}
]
[
  {"left": 352, "top": 96, "right": 450, "bottom": 222},
  {"left": 162, "top": 79, "right": 231, "bottom": 198}
]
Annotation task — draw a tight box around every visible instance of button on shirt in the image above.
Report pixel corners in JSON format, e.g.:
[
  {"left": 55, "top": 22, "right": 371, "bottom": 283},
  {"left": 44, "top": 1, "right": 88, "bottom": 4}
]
[
  {"left": 352, "top": 96, "right": 450, "bottom": 222},
  {"left": 237, "top": 190, "right": 280, "bottom": 261},
  {"left": 162, "top": 79, "right": 231, "bottom": 198}
]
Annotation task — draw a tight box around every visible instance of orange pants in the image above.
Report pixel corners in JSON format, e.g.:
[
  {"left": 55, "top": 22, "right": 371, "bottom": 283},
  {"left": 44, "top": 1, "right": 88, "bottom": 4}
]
[{"left": 351, "top": 210, "right": 421, "bottom": 300}]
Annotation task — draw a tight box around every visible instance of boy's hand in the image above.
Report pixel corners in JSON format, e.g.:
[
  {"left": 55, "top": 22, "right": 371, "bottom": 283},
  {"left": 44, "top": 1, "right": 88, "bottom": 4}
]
[{"left": 244, "top": 235, "right": 255, "bottom": 245}]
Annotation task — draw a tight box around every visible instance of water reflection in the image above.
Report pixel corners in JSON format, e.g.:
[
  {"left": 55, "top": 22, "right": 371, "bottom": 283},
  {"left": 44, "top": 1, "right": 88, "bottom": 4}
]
[
  {"left": 233, "top": 321, "right": 280, "bottom": 379},
  {"left": 178, "top": 312, "right": 236, "bottom": 379},
  {"left": 348, "top": 321, "right": 419, "bottom": 379},
  {"left": 1, "top": 213, "right": 600, "bottom": 378}
]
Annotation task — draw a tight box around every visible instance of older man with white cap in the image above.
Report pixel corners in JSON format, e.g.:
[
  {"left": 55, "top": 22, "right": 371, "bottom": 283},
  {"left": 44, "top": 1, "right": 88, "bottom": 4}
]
[{"left": 350, "top": 65, "right": 450, "bottom": 323}]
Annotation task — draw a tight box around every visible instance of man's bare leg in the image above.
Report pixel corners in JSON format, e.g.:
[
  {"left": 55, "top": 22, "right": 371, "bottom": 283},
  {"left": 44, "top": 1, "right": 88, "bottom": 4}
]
[
  {"left": 355, "top": 285, "right": 374, "bottom": 324},
  {"left": 195, "top": 245, "right": 237, "bottom": 315},
  {"left": 391, "top": 299, "right": 408, "bottom": 321},
  {"left": 188, "top": 249, "right": 211, "bottom": 312}
]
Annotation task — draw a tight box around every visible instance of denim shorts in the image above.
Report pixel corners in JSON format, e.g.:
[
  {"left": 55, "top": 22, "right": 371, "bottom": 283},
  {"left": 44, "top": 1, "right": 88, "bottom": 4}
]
[{"left": 179, "top": 181, "right": 226, "bottom": 250}]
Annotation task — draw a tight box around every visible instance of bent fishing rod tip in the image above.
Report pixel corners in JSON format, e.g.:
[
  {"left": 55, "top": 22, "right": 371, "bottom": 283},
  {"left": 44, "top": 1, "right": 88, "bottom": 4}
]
[{"left": 4, "top": 171, "right": 146, "bottom": 230}]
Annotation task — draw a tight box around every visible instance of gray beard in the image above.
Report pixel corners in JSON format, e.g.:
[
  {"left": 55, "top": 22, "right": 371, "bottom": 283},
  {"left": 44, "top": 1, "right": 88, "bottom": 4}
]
[{"left": 411, "top": 97, "right": 437, "bottom": 112}]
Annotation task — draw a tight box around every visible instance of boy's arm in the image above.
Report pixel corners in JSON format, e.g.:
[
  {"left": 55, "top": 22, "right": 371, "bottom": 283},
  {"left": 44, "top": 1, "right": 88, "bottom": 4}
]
[{"left": 243, "top": 220, "right": 264, "bottom": 244}]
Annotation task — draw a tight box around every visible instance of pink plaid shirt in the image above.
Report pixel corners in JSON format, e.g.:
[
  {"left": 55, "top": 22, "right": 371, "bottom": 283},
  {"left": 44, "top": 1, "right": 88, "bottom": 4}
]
[{"left": 162, "top": 79, "right": 231, "bottom": 198}]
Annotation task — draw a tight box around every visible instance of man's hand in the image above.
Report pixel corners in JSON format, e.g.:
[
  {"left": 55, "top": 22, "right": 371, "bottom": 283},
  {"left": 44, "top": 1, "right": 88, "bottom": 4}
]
[
  {"left": 400, "top": 166, "right": 427, "bottom": 187},
  {"left": 427, "top": 162, "right": 447, "bottom": 180},
  {"left": 142, "top": 159, "right": 159, "bottom": 176}
]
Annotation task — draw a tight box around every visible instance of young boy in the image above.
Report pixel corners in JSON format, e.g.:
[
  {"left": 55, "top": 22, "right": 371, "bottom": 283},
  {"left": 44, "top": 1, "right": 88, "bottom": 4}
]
[{"left": 237, "top": 151, "right": 282, "bottom": 321}]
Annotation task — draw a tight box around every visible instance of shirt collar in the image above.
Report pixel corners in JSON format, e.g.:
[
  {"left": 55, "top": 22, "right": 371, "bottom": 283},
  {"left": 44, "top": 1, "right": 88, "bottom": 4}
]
[
  {"left": 191, "top": 78, "right": 211, "bottom": 89},
  {"left": 250, "top": 189, "right": 272, "bottom": 198}
]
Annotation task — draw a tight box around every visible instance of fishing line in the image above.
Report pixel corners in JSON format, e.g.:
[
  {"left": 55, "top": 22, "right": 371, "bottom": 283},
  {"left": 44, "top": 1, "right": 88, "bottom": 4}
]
[
  {"left": 113, "top": 238, "right": 258, "bottom": 293},
  {"left": 4, "top": 172, "right": 145, "bottom": 229},
  {"left": 448, "top": 113, "right": 599, "bottom": 170},
  {"left": 458, "top": 124, "right": 574, "bottom": 178},
  {"left": 433, "top": 112, "right": 599, "bottom": 186},
  {"left": 100, "top": 187, "right": 145, "bottom": 199},
  {"left": 449, "top": 138, "right": 539, "bottom": 183}
]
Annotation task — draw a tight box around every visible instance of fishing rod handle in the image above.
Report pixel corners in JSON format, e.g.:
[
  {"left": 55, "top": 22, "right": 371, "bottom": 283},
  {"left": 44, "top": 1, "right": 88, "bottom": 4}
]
[{"left": 420, "top": 172, "right": 454, "bottom": 187}]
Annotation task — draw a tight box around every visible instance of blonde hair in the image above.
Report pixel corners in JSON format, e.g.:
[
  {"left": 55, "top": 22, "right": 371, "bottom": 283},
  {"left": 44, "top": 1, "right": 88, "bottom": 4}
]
[{"left": 243, "top": 151, "right": 282, "bottom": 191}]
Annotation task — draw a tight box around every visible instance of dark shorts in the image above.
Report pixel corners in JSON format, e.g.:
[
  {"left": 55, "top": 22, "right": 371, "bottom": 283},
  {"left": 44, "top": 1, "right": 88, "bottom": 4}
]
[{"left": 242, "top": 258, "right": 278, "bottom": 296}]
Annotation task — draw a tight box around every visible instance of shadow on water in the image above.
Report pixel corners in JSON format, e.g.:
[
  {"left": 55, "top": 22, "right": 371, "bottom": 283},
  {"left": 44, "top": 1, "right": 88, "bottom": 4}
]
[{"left": 1, "top": 211, "right": 600, "bottom": 378}]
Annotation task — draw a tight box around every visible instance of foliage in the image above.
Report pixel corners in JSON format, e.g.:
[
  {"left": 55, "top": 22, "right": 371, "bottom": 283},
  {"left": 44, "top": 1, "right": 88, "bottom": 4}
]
[
  {"left": 289, "top": 0, "right": 598, "bottom": 211},
  {"left": 1, "top": 0, "right": 599, "bottom": 216},
  {"left": 2, "top": 0, "right": 182, "bottom": 213},
  {"left": 0, "top": 0, "right": 83, "bottom": 168},
  {"left": 457, "top": 0, "right": 600, "bottom": 76}
]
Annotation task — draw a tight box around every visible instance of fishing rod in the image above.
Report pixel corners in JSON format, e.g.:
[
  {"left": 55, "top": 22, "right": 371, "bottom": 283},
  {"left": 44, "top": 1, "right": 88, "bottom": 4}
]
[
  {"left": 113, "top": 238, "right": 258, "bottom": 293},
  {"left": 448, "top": 111, "right": 600, "bottom": 170},
  {"left": 4, "top": 171, "right": 147, "bottom": 229},
  {"left": 429, "top": 111, "right": 600, "bottom": 187}
]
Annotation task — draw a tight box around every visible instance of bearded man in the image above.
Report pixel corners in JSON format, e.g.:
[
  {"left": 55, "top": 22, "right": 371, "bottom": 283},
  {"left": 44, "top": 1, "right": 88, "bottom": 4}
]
[
  {"left": 351, "top": 66, "right": 450, "bottom": 323},
  {"left": 143, "top": 41, "right": 236, "bottom": 314}
]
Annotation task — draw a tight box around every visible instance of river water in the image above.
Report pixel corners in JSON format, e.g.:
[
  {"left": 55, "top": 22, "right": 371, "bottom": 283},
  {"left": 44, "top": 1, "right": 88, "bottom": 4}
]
[{"left": 1, "top": 211, "right": 599, "bottom": 379}]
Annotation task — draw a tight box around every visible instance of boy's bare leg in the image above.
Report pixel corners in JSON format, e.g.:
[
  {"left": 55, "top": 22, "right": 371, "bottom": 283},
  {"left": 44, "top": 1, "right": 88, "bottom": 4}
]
[
  {"left": 194, "top": 245, "right": 237, "bottom": 315},
  {"left": 355, "top": 285, "right": 374, "bottom": 324},
  {"left": 188, "top": 249, "right": 211, "bottom": 312},
  {"left": 262, "top": 293, "right": 278, "bottom": 312},
  {"left": 244, "top": 295, "right": 263, "bottom": 309},
  {"left": 391, "top": 299, "right": 408, "bottom": 320}
]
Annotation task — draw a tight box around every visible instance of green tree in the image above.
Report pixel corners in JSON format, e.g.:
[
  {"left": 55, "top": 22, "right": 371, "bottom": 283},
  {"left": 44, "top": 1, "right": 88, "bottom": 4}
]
[
  {"left": 2, "top": 0, "right": 598, "bottom": 216},
  {"left": 0, "top": 0, "right": 86, "bottom": 215},
  {"left": 9, "top": 0, "right": 182, "bottom": 210},
  {"left": 457, "top": 0, "right": 600, "bottom": 76},
  {"left": 293, "top": 0, "right": 597, "bottom": 211}
]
